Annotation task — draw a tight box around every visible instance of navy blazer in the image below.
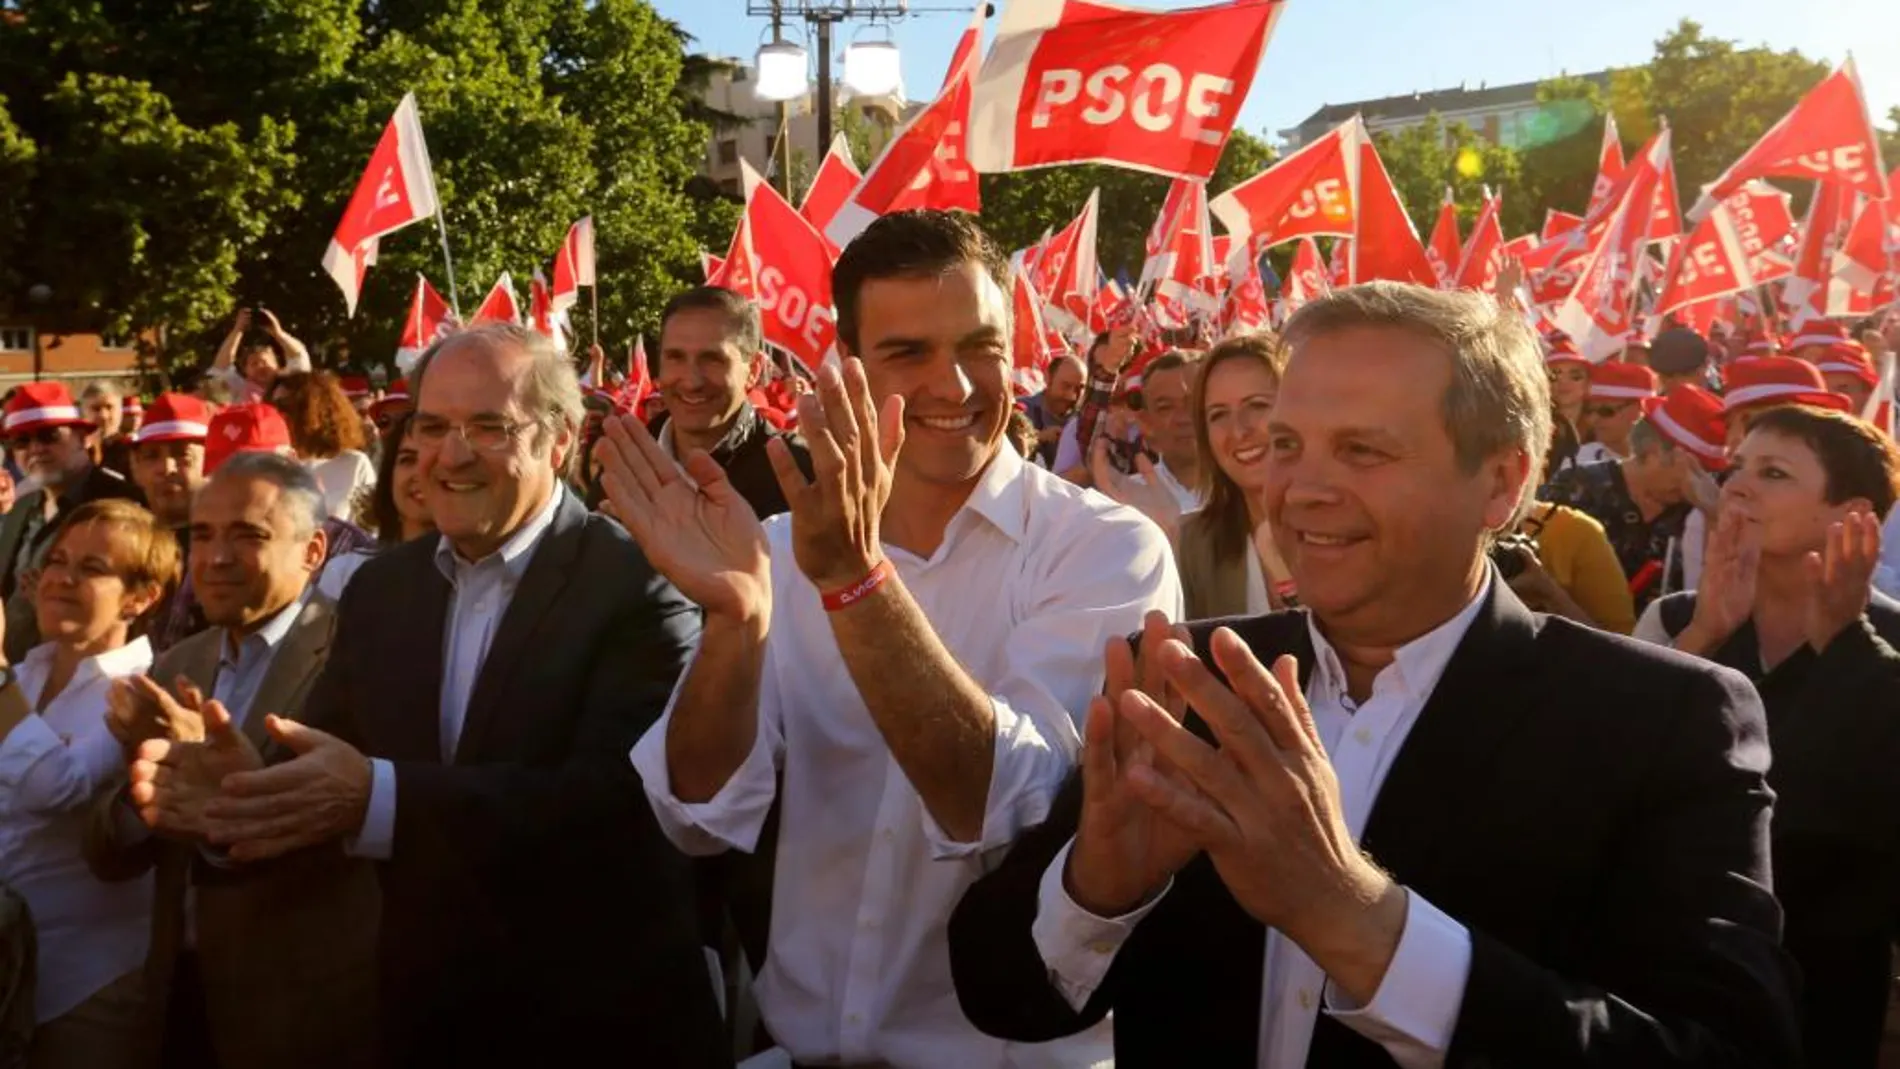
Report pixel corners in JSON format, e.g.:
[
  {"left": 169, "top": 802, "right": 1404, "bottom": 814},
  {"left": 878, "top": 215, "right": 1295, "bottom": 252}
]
[
  {"left": 948, "top": 582, "right": 1802, "bottom": 1068},
  {"left": 306, "top": 491, "right": 729, "bottom": 1067}
]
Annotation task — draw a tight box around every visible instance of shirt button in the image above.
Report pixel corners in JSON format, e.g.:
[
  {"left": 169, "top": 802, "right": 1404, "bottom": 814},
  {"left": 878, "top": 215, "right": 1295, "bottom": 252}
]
[
  {"left": 1353, "top": 727, "right": 1372, "bottom": 745},
  {"left": 1298, "top": 989, "right": 1314, "bottom": 1010},
  {"left": 1087, "top": 940, "right": 1115, "bottom": 955},
  {"left": 880, "top": 827, "right": 895, "bottom": 841}
]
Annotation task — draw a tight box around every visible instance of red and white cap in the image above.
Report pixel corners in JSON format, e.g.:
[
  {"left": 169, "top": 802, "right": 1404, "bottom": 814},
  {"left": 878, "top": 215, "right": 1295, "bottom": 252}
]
[
  {"left": 204, "top": 403, "right": 292, "bottom": 473},
  {"left": 1816, "top": 341, "right": 1879, "bottom": 389},
  {"left": 133, "top": 392, "right": 212, "bottom": 445},
  {"left": 1743, "top": 329, "right": 1779, "bottom": 357},
  {"left": 1641, "top": 385, "right": 1728, "bottom": 470},
  {"left": 1722, "top": 356, "right": 1852, "bottom": 414},
  {"left": 4, "top": 381, "right": 95, "bottom": 437},
  {"left": 369, "top": 378, "right": 412, "bottom": 422},
  {"left": 339, "top": 375, "right": 372, "bottom": 400},
  {"left": 123, "top": 395, "right": 144, "bottom": 416},
  {"left": 1587, "top": 361, "right": 1657, "bottom": 402},
  {"left": 1788, "top": 318, "right": 1847, "bottom": 352},
  {"left": 1544, "top": 332, "right": 1588, "bottom": 367}
]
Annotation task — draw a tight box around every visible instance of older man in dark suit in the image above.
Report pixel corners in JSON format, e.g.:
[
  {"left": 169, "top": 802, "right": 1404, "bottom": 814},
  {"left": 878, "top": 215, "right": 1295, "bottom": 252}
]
[
  {"left": 131, "top": 323, "right": 728, "bottom": 1067},
  {"left": 88, "top": 453, "right": 376, "bottom": 1069},
  {"left": 947, "top": 283, "right": 1803, "bottom": 1068}
]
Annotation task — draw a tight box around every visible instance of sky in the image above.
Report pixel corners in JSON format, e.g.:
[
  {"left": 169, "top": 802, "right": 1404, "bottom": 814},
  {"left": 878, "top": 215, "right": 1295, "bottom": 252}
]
[{"left": 656, "top": 0, "right": 1899, "bottom": 146}]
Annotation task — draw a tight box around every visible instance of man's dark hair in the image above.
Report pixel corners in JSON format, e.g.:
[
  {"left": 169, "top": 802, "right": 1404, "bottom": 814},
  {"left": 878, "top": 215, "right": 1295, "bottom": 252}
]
[
  {"left": 660, "top": 286, "right": 763, "bottom": 355},
  {"left": 832, "top": 210, "right": 1010, "bottom": 353}
]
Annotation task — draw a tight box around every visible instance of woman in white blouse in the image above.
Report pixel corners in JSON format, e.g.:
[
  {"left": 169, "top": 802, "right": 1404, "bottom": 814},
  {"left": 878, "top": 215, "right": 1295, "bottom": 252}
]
[
  {"left": 270, "top": 370, "right": 377, "bottom": 523},
  {"left": 0, "top": 498, "right": 179, "bottom": 1069}
]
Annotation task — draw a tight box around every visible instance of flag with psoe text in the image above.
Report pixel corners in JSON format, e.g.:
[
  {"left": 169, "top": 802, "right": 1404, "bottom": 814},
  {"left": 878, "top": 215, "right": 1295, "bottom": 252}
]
[
  {"left": 1207, "top": 118, "right": 1359, "bottom": 250},
  {"left": 1691, "top": 57, "right": 1891, "bottom": 218}
]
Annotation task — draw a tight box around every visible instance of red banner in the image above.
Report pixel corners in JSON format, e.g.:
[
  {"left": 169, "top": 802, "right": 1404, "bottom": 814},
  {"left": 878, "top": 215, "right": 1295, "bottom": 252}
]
[
  {"left": 1694, "top": 58, "right": 1891, "bottom": 216},
  {"left": 1207, "top": 118, "right": 1357, "bottom": 248}
]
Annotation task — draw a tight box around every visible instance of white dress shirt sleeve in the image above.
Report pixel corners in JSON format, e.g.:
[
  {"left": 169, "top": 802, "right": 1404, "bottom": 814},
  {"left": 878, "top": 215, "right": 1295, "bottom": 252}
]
[
  {"left": 917, "top": 507, "right": 1182, "bottom": 859},
  {"left": 1029, "top": 840, "right": 1171, "bottom": 1011},
  {"left": 1322, "top": 888, "right": 1473, "bottom": 1069},
  {"left": 0, "top": 715, "right": 126, "bottom": 816},
  {"left": 344, "top": 757, "right": 397, "bottom": 860},
  {"left": 629, "top": 645, "right": 786, "bottom": 857}
]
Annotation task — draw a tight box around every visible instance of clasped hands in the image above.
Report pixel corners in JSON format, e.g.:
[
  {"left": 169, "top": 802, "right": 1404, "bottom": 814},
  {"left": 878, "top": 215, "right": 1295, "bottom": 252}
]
[
  {"left": 594, "top": 358, "right": 904, "bottom": 626},
  {"left": 1066, "top": 612, "right": 1407, "bottom": 1004},
  {"left": 109, "top": 675, "right": 371, "bottom": 863}
]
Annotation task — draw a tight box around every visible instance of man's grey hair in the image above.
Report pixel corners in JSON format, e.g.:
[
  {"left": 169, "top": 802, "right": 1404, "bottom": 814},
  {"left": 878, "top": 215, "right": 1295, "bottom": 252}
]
[
  {"left": 208, "top": 451, "right": 325, "bottom": 539},
  {"left": 410, "top": 322, "right": 584, "bottom": 461},
  {"left": 1282, "top": 282, "right": 1553, "bottom": 525},
  {"left": 1626, "top": 417, "right": 1676, "bottom": 460}
]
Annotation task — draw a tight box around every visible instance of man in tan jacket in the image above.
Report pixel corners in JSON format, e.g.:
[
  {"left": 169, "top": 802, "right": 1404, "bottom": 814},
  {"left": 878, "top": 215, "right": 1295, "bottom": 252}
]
[{"left": 85, "top": 452, "right": 377, "bottom": 1069}]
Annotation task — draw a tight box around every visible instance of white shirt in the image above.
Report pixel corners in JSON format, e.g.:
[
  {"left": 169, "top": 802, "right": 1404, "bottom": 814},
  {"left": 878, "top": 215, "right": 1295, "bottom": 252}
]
[
  {"left": 633, "top": 446, "right": 1181, "bottom": 1069},
  {"left": 1244, "top": 539, "right": 1271, "bottom": 614},
  {"left": 0, "top": 638, "right": 155, "bottom": 1022},
  {"left": 351, "top": 485, "right": 565, "bottom": 859},
  {"left": 306, "top": 450, "right": 377, "bottom": 523},
  {"left": 1032, "top": 577, "right": 1492, "bottom": 1069},
  {"left": 1143, "top": 459, "right": 1204, "bottom": 513},
  {"left": 1573, "top": 440, "right": 1626, "bottom": 467}
]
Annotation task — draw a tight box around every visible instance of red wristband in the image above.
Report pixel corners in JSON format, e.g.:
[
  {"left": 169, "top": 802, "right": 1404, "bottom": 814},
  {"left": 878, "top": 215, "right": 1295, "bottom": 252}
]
[{"left": 822, "top": 560, "right": 895, "bottom": 612}]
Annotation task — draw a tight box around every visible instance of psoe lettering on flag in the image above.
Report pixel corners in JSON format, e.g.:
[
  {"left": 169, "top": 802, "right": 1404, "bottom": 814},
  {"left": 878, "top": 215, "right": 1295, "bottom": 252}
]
[{"left": 968, "top": 0, "right": 1285, "bottom": 180}]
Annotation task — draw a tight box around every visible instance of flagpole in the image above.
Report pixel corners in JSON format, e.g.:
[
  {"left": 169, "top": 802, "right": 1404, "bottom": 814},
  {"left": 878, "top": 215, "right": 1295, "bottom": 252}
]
[
  {"left": 590, "top": 284, "right": 599, "bottom": 347},
  {"left": 435, "top": 211, "right": 462, "bottom": 320}
]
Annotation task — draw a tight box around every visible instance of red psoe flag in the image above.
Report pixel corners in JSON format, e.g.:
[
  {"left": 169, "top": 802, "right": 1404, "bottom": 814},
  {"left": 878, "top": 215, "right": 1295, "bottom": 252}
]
[
  {"left": 472, "top": 273, "right": 521, "bottom": 326},
  {"left": 1010, "top": 269, "right": 1055, "bottom": 394},
  {"left": 969, "top": 0, "right": 1285, "bottom": 180},
  {"left": 1541, "top": 210, "right": 1584, "bottom": 242},
  {"left": 702, "top": 251, "right": 727, "bottom": 285},
  {"left": 1692, "top": 58, "right": 1891, "bottom": 218},
  {"left": 529, "top": 269, "right": 567, "bottom": 350},
  {"left": 321, "top": 93, "right": 440, "bottom": 316},
  {"left": 732, "top": 161, "right": 838, "bottom": 372},
  {"left": 394, "top": 275, "right": 454, "bottom": 373},
  {"left": 1453, "top": 189, "right": 1505, "bottom": 293},
  {"left": 1037, "top": 190, "right": 1102, "bottom": 332},
  {"left": 1555, "top": 129, "right": 1671, "bottom": 361},
  {"left": 1348, "top": 124, "right": 1436, "bottom": 286},
  {"left": 1656, "top": 188, "right": 1771, "bottom": 318},
  {"left": 1586, "top": 113, "right": 1627, "bottom": 219},
  {"left": 1426, "top": 187, "right": 1462, "bottom": 288},
  {"left": 550, "top": 216, "right": 596, "bottom": 316},
  {"left": 826, "top": 2, "right": 984, "bottom": 246},
  {"left": 1278, "top": 237, "right": 1329, "bottom": 322},
  {"left": 1208, "top": 118, "right": 1358, "bottom": 249},
  {"left": 799, "top": 134, "right": 864, "bottom": 245}
]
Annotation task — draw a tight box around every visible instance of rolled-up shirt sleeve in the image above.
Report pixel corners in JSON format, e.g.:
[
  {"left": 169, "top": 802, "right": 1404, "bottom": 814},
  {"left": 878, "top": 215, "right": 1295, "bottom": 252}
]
[
  {"left": 1029, "top": 839, "right": 1170, "bottom": 1010},
  {"left": 1323, "top": 888, "right": 1472, "bottom": 1068},
  {"left": 919, "top": 506, "right": 1181, "bottom": 859},
  {"left": 0, "top": 716, "right": 126, "bottom": 816},
  {"left": 629, "top": 647, "right": 785, "bottom": 857}
]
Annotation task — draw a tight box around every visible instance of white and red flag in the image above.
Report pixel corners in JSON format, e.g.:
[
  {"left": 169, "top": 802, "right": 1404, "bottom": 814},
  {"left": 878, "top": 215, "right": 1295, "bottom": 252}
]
[
  {"left": 1208, "top": 118, "right": 1358, "bottom": 250},
  {"left": 1834, "top": 170, "right": 1900, "bottom": 300},
  {"left": 1426, "top": 187, "right": 1462, "bottom": 288},
  {"left": 727, "top": 161, "right": 838, "bottom": 372},
  {"left": 1146, "top": 180, "right": 1219, "bottom": 320},
  {"left": 1586, "top": 113, "right": 1627, "bottom": 219},
  {"left": 1036, "top": 190, "right": 1102, "bottom": 333},
  {"left": 1278, "top": 237, "right": 1330, "bottom": 322},
  {"left": 799, "top": 134, "right": 863, "bottom": 247},
  {"left": 613, "top": 336, "right": 655, "bottom": 414},
  {"left": 702, "top": 251, "right": 727, "bottom": 284},
  {"left": 1692, "top": 58, "right": 1891, "bottom": 217},
  {"left": 1655, "top": 182, "right": 1794, "bottom": 318},
  {"left": 969, "top": 0, "right": 1285, "bottom": 180},
  {"left": 1453, "top": 188, "right": 1505, "bottom": 293},
  {"left": 826, "top": 2, "right": 983, "bottom": 246},
  {"left": 394, "top": 275, "right": 454, "bottom": 373},
  {"left": 321, "top": 93, "right": 441, "bottom": 316},
  {"left": 529, "top": 269, "right": 568, "bottom": 350},
  {"left": 550, "top": 216, "right": 596, "bottom": 316},
  {"left": 1011, "top": 268, "right": 1056, "bottom": 394},
  {"left": 1223, "top": 253, "right": 1272, "bottom": 332},
  {"left": 1785, "top": 182, "right": 1854, "bottom": 322},
  {"left": 1542, "top": 209, "right": 1584, "bottom": 242},
  {"left": 1346, "top": 126, "right": 1436, "bottom": 286},
  {"left": 472, "top": 273, "right": 522, "bottom": 326},
  {"left": 1554, "top": 129, "right": 1672, "bottom": 361}
]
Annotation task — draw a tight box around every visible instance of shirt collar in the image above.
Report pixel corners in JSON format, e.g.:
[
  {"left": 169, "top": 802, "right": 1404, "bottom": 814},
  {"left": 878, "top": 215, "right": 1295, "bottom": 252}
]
[
  {"left": 434, "top": 482, "right": 565, "bottom": 583},
  {"left": 21, "top": 634, "right": 154, "bottom": 684},
  {"left": 956, "top": 444, "right": 1028, "bottom": 545},
  {"left": 224, "top": 587, "right": 312, "bottom": 665},
  {"left": 1305, "top": 568, "right": 1493, "bottom": 705}
]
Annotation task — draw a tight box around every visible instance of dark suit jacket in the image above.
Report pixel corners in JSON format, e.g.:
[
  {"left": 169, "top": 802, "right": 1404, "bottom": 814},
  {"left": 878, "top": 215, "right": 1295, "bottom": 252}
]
[
  {"left": 84, "top": 594, "right": 380, "bottom": 1069},
  {"left": 948, "top": 583, "right": 1802, "bottom": 1068},
  {"left": 0, "top": 464, "right": 142, "bottom": 660},
  {"left": 304, "top": 491, "right": 729, "bottom": 1067}
]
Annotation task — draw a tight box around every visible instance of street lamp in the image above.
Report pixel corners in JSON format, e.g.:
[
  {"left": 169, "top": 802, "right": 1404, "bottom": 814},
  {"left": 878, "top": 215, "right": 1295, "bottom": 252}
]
[
  {"left": 841, "top": 38, "right": 902, "bottom": 100},
  {"left": 754, "top": 38, "right": 810, "bottom": 103}
]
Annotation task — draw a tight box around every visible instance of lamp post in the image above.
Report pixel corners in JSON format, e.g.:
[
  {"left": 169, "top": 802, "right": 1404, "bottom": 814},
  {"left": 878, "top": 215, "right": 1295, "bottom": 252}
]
[{"left": 26, "top": 283, "right": 50, "bottom": 383}]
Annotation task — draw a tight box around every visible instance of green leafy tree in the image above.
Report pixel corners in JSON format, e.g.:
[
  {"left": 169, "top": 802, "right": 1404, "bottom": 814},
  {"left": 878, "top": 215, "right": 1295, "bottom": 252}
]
[
  {"left": 0, "top": 94, "right": 35, "bottom": 297},
  {"left": 1371, "top": 115, "right": 1525, "bottom": 239}
]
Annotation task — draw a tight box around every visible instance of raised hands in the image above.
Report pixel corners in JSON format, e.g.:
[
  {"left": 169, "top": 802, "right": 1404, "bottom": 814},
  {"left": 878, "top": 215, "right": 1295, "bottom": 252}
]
[
  {"left": 1677, "top": 508, "right": 1762, "bottom": 657},
  {"left": 127, "top": 698, "right": 262, "bottom": 840},
  {"left": 1066, "top": 611, "right": 1200, "bottom": 916},
  {"left": 107, "top": 675, "right": 211, "bottom": 753},
  {"left": 1804, "top": 510, "right": 1881, "bottom": 654},
  {"left": 595, "top": 411, "right": 772, "bottom": 625},
  {"left": 770, "top": 359, "right": 903, "bottom": 590}
]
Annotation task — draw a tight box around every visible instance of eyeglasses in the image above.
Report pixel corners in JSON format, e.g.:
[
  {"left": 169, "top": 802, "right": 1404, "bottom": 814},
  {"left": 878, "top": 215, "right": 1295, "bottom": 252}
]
[
  {"left": 9, "top": 427, "right": 69, "bottom": 449},
  {"left": 410, "top": 414, "right": 528, "bottom": 453},
  {"left": 1586, "top": 403, "right": 1633, "bottom": 419}
]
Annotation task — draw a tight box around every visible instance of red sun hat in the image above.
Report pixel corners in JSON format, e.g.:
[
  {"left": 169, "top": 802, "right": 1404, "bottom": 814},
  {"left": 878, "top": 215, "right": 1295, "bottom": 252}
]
[
  {"left": 133, "top": 393, "right": 213, "bottom": 445},
  {"left": 1641, "top": 385, "right": 1729, "bottom": 470},
  {"left": 1544, "top": 332, "right": 1589, "bottom": 367},
  {"left": 1742, "top": 329, "right": 1779, "bottom": 357},
  {"left": 369, "top": 378, "right": 412, "bottom": 422},
  {"left": 204, "top": 403, "right": 292, "bottom": 473},
  {"left": 4, "top": 381, "right": 96, "bottom": 437},
  {"left": 1816, "top": 341, "right": 1879, "bottom": 389},
  {"left": 1788, "top": 318, "right": 1848, "bottom": 352},
  {"left": 1721, "top": 356, "right": 1852, "bottom": 414},
  {"left": 1587, "top": 361, "right": 1657, "bottom": 402},
  {"left": 339, "top": 375, "right": 372, "bottom": 401}
]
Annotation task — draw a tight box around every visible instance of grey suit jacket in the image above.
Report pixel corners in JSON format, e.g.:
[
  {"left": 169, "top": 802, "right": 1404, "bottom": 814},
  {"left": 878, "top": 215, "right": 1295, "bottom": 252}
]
[{"left": 84, "top": 594, "right": 380, "bottom": 1069}]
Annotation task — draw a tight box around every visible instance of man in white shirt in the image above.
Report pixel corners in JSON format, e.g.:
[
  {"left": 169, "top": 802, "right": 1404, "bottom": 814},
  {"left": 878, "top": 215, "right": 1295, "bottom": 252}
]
[
  {"left": 600, "top": 210, "right": 1180, "bottom": 1068},
  {"left": 1128, "top": 351, "right": 1203, "bottom": 512},
  {"left": 947, "top": 282, "right": 1801, "bottom": 1068},
  {"left": 129, "top": 323, "right": 727, "bottom": 1067}
]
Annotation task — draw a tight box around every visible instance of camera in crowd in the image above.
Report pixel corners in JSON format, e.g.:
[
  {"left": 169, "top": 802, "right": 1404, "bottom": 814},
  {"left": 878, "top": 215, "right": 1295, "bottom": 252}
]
[{"left": 1489, "top": 532, "right": 1541, "bottom": 581}]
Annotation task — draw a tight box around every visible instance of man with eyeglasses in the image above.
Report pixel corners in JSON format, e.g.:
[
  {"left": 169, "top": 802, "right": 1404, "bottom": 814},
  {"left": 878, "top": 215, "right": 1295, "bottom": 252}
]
[
  {"left": 129, "top": 322, "right": 727, "bottom": 1066},
  {"left": 1573, "top": 362, "right": 1657, "bottom": 466},
  {"left": 0, "top": 382, "right": 141, "bottom": 660}
]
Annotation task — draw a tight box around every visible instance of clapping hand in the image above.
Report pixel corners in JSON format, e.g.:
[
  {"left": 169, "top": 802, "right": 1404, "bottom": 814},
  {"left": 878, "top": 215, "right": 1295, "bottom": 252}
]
[
  {"left": 107, "top": 675, "right": 210, "bottom": 753},
  {"left": 595, "top": 411, "right": 772, "bottom": 625},
  {"left": 1116, "top": 631, "right": 1407, "bottom": 1003},
  {"left": 127, "top": 699, "right": 262, "bottom": 840},
  {"left": 1804, "top": 510, "right": 1880, "bottom": 653},
  {"left": 772, "top": 359, "right": 903, "bottom": 591},
  {"left": 1677, "top": 508, "right": 1762, "bottom": 657},
  {"left": 202, "top": 716, "right": 372, "bottom": 862},
  {"left": 1090, "top": 436, "right": 1184, "bottom": 543},
  {"left": 1065, "top": 612, "right": 1201, "bottom": 916}
]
